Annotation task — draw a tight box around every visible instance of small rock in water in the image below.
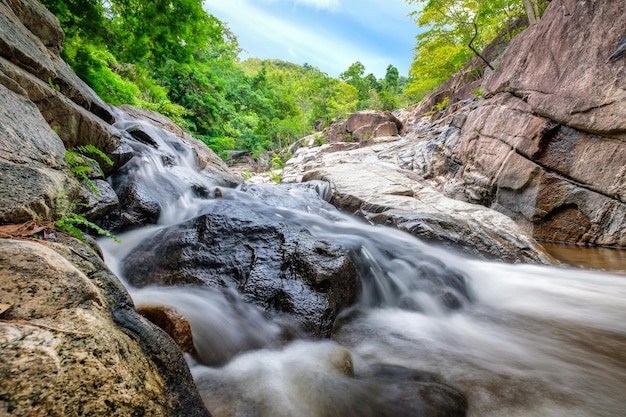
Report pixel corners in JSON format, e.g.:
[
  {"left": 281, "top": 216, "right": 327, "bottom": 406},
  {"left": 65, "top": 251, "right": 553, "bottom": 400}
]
[{"left": 137, "top": 304, "right": 196, "bottom": 354}]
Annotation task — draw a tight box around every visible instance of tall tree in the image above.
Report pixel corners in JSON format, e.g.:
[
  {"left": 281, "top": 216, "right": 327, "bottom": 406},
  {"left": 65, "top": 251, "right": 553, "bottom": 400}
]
[{"left": 383, "top": 64, "right": 400, "bottom": 93}]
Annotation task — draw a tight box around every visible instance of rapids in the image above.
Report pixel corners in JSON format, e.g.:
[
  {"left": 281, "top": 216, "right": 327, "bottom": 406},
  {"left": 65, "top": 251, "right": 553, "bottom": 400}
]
[{"left": 100, "top": 114, "right": 626, "bottom": 417}]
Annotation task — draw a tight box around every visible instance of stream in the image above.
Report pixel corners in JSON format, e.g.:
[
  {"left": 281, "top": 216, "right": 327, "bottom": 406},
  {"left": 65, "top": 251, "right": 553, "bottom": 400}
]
[{"left": 99, "top": 113, "right": 626, "bottom": 417}]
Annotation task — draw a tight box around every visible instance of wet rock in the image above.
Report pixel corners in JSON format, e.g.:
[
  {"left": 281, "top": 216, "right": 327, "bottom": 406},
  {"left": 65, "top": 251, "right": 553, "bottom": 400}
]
[
  {"left": 100, "top": 173, "right": 164, "bottom": 231},
  {"left": 0, "top": 238, "right": 210, "bottom": 417},
  {"left": 137, "top": 305, "right": 196, "bottom": 354},
  {"left": 122, "top": 190, "right": 359, "bottom": 338},
  {"left": 80, "top": 179, "right": 119, "bottom": 222},
  {"left": 290, "top": 160, "right": 552, "bottom": 264}
]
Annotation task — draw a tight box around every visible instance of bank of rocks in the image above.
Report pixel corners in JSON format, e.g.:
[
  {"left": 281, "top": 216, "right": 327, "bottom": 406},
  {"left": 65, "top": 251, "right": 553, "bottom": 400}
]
[{"left": 284, "top": 0, "right": 626, "bottom": 249}]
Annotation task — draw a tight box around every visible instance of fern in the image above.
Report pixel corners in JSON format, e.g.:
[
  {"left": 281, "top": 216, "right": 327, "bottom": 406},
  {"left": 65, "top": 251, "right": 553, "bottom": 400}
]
[
  {"left": 57, "top": 147, "right": 120, "bottom": 245},
  {"left": 64, "top": 145, "right": 113, "bottom": 197},
  {"left": 76, "top": 144, "right": 114, "bottom": 167},
  {"left": 55, "top": 212, "right": 121, "bottom": 243}
]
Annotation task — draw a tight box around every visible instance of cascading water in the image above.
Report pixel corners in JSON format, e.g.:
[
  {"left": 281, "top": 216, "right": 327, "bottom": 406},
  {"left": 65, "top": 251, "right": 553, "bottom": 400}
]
[{"left": 100, "top": 113, "right": 626, "bottom": 417}]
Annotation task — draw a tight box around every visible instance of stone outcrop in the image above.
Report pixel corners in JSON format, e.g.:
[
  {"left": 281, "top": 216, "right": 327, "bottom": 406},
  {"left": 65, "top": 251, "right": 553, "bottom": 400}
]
[
  {"left": 441, "top": 93, "right": 626, "bottom": 246},
  {"left": 414, "top": 0, "right": 626, "bottom": 247},
  {"left": 324, "top": 110, "right": 402, "bottom": 144},
  {"left": 0, "top": 237, "right": 210, "bottom": 417},
  {"left": 283, "top": 144, "right": 554, "bottom": 264},
  {"left": 0, "top": 83, "right": 76, "bottom": 223},
  {"left": 0, "top": 0, "right": 119, "bottom": 152},
  {"left": 486, "top": 0, "right": 626, "bottom": 138}
]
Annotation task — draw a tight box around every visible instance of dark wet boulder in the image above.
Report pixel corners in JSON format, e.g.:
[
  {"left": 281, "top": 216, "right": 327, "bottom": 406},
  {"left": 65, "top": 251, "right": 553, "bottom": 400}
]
[
  {"left": 194, "top": 343, "right": 466, "bottom": 417},
  {"left": 347, "top": 364, "right": 468, "bottom": 417},
  {"left": 122, "top": 195, "right": 359, "bottom": 338}
]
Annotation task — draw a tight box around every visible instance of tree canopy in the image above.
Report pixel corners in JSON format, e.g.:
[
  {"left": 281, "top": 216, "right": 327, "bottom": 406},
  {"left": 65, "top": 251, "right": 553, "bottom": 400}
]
[
  {"left": 41, "top": 0, "right": 407, "bottom": 160},
  {"left": 403, "top": 0, "right": 548, "bottom": 101}
]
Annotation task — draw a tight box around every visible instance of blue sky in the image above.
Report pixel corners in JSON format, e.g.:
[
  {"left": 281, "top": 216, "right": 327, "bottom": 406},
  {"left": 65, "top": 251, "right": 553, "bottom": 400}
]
[{"left": 202, "top": 0, "right": 421, "bottom": 78}]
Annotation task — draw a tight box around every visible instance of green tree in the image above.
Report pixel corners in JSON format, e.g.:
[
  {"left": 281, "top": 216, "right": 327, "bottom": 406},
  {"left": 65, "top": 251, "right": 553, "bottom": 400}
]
[
  {"left": 42, "top": 0, "right": 406, "bottom": 160},
  {"left": 404, "top": 0, "right": 531, "bottom": 102},
  {"left": 383, "top": 64, "right": 400, "bottom": 93},
  {"left": 339, "top": 61, "right": 369, "bottom": 104}
]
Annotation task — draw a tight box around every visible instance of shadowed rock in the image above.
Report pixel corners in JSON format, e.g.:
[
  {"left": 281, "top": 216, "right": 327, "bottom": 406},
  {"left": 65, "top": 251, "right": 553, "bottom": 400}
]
[{"left": 122, "top": 188, "right": 359, "bottom": 338}]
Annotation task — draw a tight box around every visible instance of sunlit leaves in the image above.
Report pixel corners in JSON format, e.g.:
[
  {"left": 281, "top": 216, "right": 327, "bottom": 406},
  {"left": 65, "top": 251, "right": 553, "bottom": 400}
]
[{"left": 404, "top": 0, "right": 526, "bottom": 102}]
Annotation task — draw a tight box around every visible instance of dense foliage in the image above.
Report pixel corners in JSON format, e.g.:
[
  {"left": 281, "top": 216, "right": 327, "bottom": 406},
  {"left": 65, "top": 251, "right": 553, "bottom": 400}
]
[
  {"left": 403, "top": 0, "right": 547, "bottom": 101},
  {"left": 41, "top": 0, "right": 405, "bottom": 159}
]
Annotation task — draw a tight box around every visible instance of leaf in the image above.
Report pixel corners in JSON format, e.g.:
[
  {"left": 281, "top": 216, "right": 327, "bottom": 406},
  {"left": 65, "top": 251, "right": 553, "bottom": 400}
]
[
  {"left": 0, "top": 304, "right": 11, "bottom": 316},
  {"left": 0, "top": 222, "right": 50, "bottom": 237}
]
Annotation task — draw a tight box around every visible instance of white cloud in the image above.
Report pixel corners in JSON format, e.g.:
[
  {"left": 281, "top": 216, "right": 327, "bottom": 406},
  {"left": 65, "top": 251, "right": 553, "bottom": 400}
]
[
  {"left": 203, "top": 0, "right": 413, "bottom": 77},
  {"left": 255, "top": 0, "right": 340, "bottom": 10},
  {"left": 294, "top": 0, "right": 341, "bottom": 10}
]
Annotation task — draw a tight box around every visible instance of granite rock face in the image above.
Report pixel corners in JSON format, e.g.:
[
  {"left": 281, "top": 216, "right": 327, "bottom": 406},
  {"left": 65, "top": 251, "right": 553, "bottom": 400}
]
[
  {"left": 434, "top": 0, "right": 626, "bottom": 246},
  {"left": 283, "top": 145, "right": 554, "bottom": 264},
  {"left": 0, "top": 82, "right": 75, "bottom": 223},
  {"left": 0, "top": 237, "right": 211, "bottom": 417},
  {"left": 486, "top": 0, "right": 626, "bottom": 138}
]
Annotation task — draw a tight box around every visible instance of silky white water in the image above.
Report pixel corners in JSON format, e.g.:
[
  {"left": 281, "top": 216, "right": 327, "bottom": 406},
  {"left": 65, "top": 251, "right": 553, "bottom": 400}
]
[
  {"left": 100, "top": 116, "right": 626, "bottom": 417},
  {"left": 103, "top": 202, "right": 626, "bottom": 416}
]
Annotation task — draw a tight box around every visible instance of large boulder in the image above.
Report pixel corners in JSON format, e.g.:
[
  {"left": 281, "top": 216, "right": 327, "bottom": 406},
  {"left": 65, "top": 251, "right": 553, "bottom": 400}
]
[
  {"left": 0, "top": 237, "right": 210, "bottom": 417},
  {"left": 298, "top": 162, "right": 553, "bottom": 264},
  {"left": 121, "top": 184, "right": 359, "bottom": 339},
  {"left": 324, "top": 111, "right": 402, "bottom": 144}
]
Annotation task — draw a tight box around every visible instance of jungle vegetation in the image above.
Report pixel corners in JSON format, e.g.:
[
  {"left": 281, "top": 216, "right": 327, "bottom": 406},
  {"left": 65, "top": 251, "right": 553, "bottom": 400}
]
[{"left": 41, "top": 0, "right": 545, "bottom": 158}]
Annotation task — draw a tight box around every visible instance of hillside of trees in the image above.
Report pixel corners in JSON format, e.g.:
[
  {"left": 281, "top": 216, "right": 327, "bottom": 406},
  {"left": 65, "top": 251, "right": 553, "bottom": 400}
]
[
  {"left": 41, "top": 0, "right": 544, "bottom": 160},
  {"left": 40, "top": 0, "right": 406, "bottom": 160}
]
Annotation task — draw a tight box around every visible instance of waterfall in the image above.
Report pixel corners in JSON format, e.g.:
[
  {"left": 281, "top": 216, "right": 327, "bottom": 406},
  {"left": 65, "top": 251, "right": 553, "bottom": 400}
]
[{"left": 99, "top": 114, "right": 626, "bottom": 417}]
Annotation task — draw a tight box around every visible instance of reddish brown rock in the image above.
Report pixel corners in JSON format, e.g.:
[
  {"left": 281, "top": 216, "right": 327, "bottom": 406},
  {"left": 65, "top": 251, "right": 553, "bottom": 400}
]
[
  {"left": 486, "top": 0, "right": 626, "bottom": 138},
  {"left": 137, "top": 305, "right": 196, "bottom": 354},
  {"left": 324, "top": 110, "right": 402, "bottom": 144}
]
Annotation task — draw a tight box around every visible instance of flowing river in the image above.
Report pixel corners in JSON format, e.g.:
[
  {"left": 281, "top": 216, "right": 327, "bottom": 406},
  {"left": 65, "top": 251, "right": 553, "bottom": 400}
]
[{"left": 100, "top": 113, "right": 626, "bottom": 417}]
